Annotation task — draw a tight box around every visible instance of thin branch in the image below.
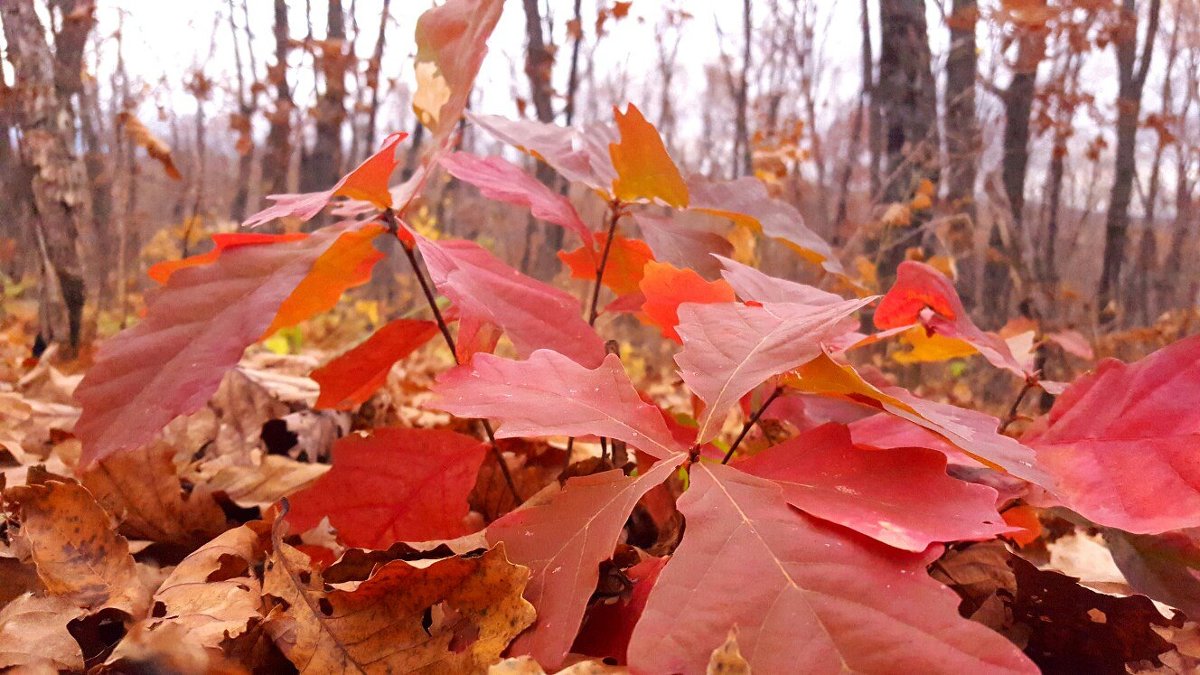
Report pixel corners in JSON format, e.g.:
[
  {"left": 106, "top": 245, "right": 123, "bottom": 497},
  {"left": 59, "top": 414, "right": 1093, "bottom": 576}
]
[
  {"left": 385, "top": 210, "right": 520, "bottom": 504},
  {"left": 587, "top": 199, "right": 624, "bottom": 325},
  {"left": 998, "top": 377, "right": 1036, "bottom": 434},
  {"left": 722, "top": 386, "right": 783, "bottom": 464}
]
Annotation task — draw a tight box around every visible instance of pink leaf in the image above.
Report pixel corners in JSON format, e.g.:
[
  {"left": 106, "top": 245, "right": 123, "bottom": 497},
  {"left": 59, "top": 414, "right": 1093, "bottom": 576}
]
[
  {"left": 627, "top": 463, "right": 1037, "bottom": 674},
  {"left": 439, "top": 152, "right": 592, "bottom": 248},
  {"left": 74, "top": 227, "right": 368, "bottom": 467},
  {"left": 417, "top": 237, "right": 605, "bottom": 367},
  {"left": 286, "top": 428, "right": 487, "bottom": 549},
  {"left": 676, "top": 297, "right": 875, "bottom": 442},
  {"left": 737, "top": 423, "right": 1015, "bottom": 551},
  {"left": 486, "top": 455, "right": 685, "bottom": 669},
  {"left": 468, "top": 112, "right": 617, "bottom": 191},
  {"left": 717, "top": 255, "right": 847, "bottom": 306},
  {"left": 631, "top": 213, "right": 731, "bottom": 279},
  {"left": 1024, "top": 334, "right": 1200, "bottom": 533},
  {"left": 431, "top": 350, "right": 686, "bottom": 460}
]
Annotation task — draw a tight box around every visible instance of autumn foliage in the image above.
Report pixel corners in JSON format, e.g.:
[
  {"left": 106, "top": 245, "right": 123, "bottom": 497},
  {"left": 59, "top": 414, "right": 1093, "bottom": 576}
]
[{"left": 5, "top": 1, "right": 1200, "bottom": 674}]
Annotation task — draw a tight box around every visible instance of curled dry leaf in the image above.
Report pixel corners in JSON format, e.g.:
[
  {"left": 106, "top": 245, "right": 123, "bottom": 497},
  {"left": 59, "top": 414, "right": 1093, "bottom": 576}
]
[
  {"left": 4, "top": 476, "right": 149, "bottom": 617},
  {"left": 707, "top": 629, "right": 751, "bottom": 675},
  {"left": 140, "top": 524, "right": 266, "bottom": 650},
  {"left": 0, "top": 592, "right": 85, "bottom": 671},
  {"left": 80, "top": 441, "right": 228, "bottom": 549},
  {"left": 199, "top": 454, "right": 330, "bottom": 510},
  {"left": 264, "top": 518, "right": 534, "bottom": 673}
]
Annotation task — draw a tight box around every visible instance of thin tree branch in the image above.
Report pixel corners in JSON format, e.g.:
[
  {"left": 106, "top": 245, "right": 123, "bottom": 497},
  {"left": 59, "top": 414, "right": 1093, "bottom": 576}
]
[{"left": 722, "top": 387, "right": 783, "bottom": 464}]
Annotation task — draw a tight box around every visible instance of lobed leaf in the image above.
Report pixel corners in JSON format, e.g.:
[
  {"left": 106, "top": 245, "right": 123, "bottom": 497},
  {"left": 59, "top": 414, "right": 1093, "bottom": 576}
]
[{"left": 311, "top": 318, "right": 439, "bottom": 410}]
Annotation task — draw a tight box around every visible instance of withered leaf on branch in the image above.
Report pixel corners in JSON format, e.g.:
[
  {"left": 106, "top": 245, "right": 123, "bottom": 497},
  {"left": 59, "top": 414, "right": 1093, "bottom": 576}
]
[
  {"left": 263, "top": 517, "right": 534, "bottom": 673},
  {"left": 4, "top": 475, "right": 150, "bottom": 617},
  {"left": 117, "top": 111, "right": 182, "bottom": 180}
]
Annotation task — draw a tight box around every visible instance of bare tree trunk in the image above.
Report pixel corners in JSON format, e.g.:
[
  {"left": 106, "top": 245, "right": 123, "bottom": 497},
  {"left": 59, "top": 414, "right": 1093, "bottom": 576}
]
[
  {"left": 1097, "top": 0, "right": 1162, "bottom": 322},
  {"left": 1040, "top": 48, "right": 1083, "bottom": 290},
  {"left": 833, "top": 0, "right": 872, "bottom": 244},
  {"left": 2, "top": 0, "right": 91, "bottom": 354},
  {"left": 983, "top": 21, "right": 1046, "bottom": 325},
  {"left": 261, "top": 0, "right": 294, "bottom": 201},
  {"left": 732, "top": 0, "right": 752, "bottom": 178},
  {"left": 363, "top": 0, "right": 393, "bottom": 155},
  {"left": 228, "top": 0, "right": 260, "bottom": 223},
  {"left": 564, "top": 0, "right": 584, "bottom": 126},
  {"left": 518, "top": 0, "right": 563, "bottom": 275},
  {"left": 943, "top": 0, "right": 979, "bottom": 310},
  {"left": 874, "top": 0, "right": 940, "bottom": 283},
  {"left": 1157, "top": 44, "right": 1198, "bottom": 313},
  {"left": 304, "top": 0, "right": 348, "bottom": 201}
]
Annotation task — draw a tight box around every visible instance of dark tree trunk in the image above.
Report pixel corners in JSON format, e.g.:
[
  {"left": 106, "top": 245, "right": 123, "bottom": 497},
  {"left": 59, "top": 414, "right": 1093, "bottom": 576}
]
[
  {"left": 875, "top": 0, "right": 940, "bottom": 284},
  {"left": 832, "top": 0, "right": 873, "bottom": 243},
  {"left": 363, "top": 0, "right": 393, "bottom": 155},
  {"left": 261, "top": 0, "right": 294, "bottom": 201},
  {"left": 1097, "top": 0, "right": 1162, "bottom": 321},
  {"left": 518, "top": 0, "right": 564, "bottom": 275},
  {"left": 304, "top": 0, "right": 348, "bottom": 202},
  {"left": 943, "top": 0, "right": 979, "bottom": 311},
  {"left": 2, "top": 0, "right": 91, "bottom": 354}
]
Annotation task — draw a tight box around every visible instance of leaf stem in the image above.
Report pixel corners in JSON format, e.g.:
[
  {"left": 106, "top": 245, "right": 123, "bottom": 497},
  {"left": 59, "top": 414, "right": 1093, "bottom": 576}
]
[
  {"left": 721, "top": 386, "right": 783, "bottom": 465},
  {"left": 387, "top": 210, "right": 520, "bottom": 504},
  {"left": 586, "top": 199, "right": 623, "bottom": 326},
  {"left": 998, "top": 377, "right": 1036, "bottom": 434}
]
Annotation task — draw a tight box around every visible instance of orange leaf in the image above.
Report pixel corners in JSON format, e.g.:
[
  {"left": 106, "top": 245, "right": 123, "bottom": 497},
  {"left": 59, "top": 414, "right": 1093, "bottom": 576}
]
[
  {"left": 559, "top": 232, "right": 655, "bottom": 296},
  {"left": 148, "top": 232, "right": 308, "bottom": 285},
  {"left": 610, "top": 104, "right": 688, "bottom": 207},
  {"left": 330, "top": 132, "right": 407, "bottom": 209},
  {"left": 264, "top": 224, "right": 387, "bottom": 336},
  {"left": 312, "top": 319, "right": 439, "bottom": 410},
  {"left": 638, "top": 261, "right": 735, "bottom": 342},
  {"left": 1002, "top": 505, "right": 1042, "bottom": 547}
]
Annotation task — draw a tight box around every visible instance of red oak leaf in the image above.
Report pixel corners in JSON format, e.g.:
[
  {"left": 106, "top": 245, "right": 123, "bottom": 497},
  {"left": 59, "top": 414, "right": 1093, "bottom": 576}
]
[
  {"left": 786, "top": 352, "right": 1053, "bottom": 487},
  {"left": 676, "top": 296, "right": 875, "bottom": 442},
  {"left": 631, "top": 212, "right": 732, "bottom": 278},
  {"left": 439, "top": 151, "right": 592, "bottom": 249},
  {"left": 1024, "top": 334, "right": 1200, "bottom": 533},
  {"left": 717, "top": 254, "right": 847, "bottom": 306},
  {"left": 286, "top": 428, "right": 487, "bottom": 549},
  {"left": 74, "top": 224, "right": 384, "bottom": 467},
  {"left": 417, "top": 236, "right": 605, "bottom": 367},
  {"left": 688, "top": 175, "right": 844, "bottom": 276},
  {"left": 244, "top": 133, "right": 407, "bottom": 228},
  {"left": 559, "top": 233, "right": 655, "bottom": 297},
  {"left": 148, "top": 232, "right": 307, "bottom": 284},
  {"left": 737, "top": 423, "right": 1015, "bottom": 551},
  {"left": 486, "top": 455, "right": 685, "bottom": 669},
  {"left": 311, "top": 319, "right": 439, "bottom": 410},
  {"left": 468, "top": 112, "right": 617, "bottom": 192},
  {"left": 413, "top": 0, "right": 504, "bottom": 140},
  {"left": 637, "top": 261, "right": 736, "bottom": 341},
  {"left": 876, "top": 261, "right": 1027, "bottom": 376},
  {"left": 431, "top": 350, "right": 686, "bottom": 460},
  {"left": 626, "top": 463, "right": 1037, "bottom": 674}
]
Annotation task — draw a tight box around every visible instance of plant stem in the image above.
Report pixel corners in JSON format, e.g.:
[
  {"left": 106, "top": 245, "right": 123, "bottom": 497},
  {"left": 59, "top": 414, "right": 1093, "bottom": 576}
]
[
  {"left": 721, "top": 387, "right": 783, "bottom": 465},
  {"left": 998, "top": 378, "right": 1036, "bottom": 434},
  {"left": 389, "top": 212, "right": 520, "bottom": 504},
  {"left": 586, "top": 199, "right": 623, "bottom": 326}
]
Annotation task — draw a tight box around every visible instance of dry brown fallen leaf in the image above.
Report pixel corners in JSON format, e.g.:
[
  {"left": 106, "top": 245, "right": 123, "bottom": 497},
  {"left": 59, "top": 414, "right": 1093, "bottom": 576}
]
[
  {"left": 137, "top": 524, "right": 267, "bottom": 650},
  {"left": 0, "top": 592, "right": 85, "bottom": 671},
  {"left": 263, "top": 517, "right": 535, "bottom": 673},
  {"left": 4, "top": 472, "right": 150, "bottom": 617},
  {"left": 81, "top": 441, "right": 229, "bottom": 548},
  {"left": 197, "top": 454, "right": 330, "bottom": 509},
  {"left": 98, "top": 622, "right": 248, "bottom": 675}
]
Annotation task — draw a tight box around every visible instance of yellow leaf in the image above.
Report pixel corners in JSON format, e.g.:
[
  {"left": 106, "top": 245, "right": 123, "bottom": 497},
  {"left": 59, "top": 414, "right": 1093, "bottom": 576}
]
[
  {"left": 891, "top": 326, "right": 978, "bottom": 364},
  {"left": 610, "top": 104, "right": 689, "bottom": 207}
]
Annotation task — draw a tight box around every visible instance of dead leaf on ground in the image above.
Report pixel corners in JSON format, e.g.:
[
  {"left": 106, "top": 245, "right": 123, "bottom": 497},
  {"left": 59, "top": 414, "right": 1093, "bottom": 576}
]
[
  {"left": 0, "top": 592, "right": 86, "bottom": 671},
  {"left": 4, "top": 474, "right": 150, "bottom": 617},
  {"left": 263, "top": 516, "right": 535, "bottom": 672},
  {"left": 81, "top": 441, "right": 229, "bottom": 549}
]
